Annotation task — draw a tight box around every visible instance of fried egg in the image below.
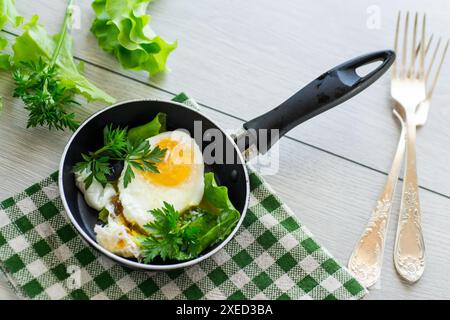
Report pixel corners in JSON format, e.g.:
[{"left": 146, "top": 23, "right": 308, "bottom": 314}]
[
  {"left": 94, "top": 217, "right": 141, "bottom": 259},
  {"left": 75, "top": 169, "right": 116, "bottom": 212},
  {"left": 118, "top": 130, "right": 205, "bottom": 229}
]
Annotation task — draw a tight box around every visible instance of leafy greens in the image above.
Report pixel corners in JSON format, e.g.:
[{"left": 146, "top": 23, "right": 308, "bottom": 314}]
[
  {"left": 73, "top": 113, "right": 167, "bottom": 189},
  {"left": 90, "top": 0, "right": 177, "bottom": 77},
  {"left": 0, "top": 0, "right": 22, "bottom": 70},
  {"left": 140, "top": 173, "right": 241, "bottom": 262},
  {"left": 12, "top": 0, "right": 115, "bottom": 130},
  {"left": 127, "top": 111, "right": 166, "bottom": 145},
  {"left": 0, "top": 0, "right": 22, "bottom": 115}
]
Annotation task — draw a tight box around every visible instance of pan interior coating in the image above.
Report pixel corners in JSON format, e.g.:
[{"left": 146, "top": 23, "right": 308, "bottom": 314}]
[{"left": 60, "top": 100, "right": 248, "bottom": 265}]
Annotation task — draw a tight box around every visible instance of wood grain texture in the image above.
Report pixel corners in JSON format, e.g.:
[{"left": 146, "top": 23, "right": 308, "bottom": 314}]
[{"left": 1, "top": 0, "right": 450, "bottom": 300}]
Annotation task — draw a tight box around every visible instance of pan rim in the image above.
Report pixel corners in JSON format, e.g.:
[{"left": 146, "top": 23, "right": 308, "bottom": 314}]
[{"left": 59, "top": 98, "right": 250, "bottom": 270}]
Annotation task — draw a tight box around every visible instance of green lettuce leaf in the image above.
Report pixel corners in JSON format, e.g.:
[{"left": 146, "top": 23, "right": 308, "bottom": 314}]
[
  {"left": 91, "top": 0, "right": 177, "bottom": 76},
  {"left": 183, "top": 207, "right": 240, "bottom": 258},
  {"left": 183, "top": 173, "right": 241, "bottom": 256},
  {"left": 0, "top": 0, "right": 22, "bottom": 28},
  {"left": 127, "top": 112, "right": 166, "bottom": 144},
  {"left": 13, "top": 15, "right": 115, "bottom": 104},
  {"left": 0, "top": 0, "right": 22, "bottom": 110},
  {"left": 98, "top": 208, "right": 109, "bottom": 224},
  {"left": 0, "top": 0, "right": 22, "bottom": 70},
  {"left": 0, "top": 54, "right": 9, "bottom": 70},
  {"left": 202, "top": 172, "right": 239, "bottom": 213},
  {"left": 139, "top": 173, "right": 241, "bottom": 262}
]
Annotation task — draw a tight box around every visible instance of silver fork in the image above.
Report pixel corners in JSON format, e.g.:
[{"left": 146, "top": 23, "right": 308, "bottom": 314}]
[
  {"left": 348, "top": 12, "right": 448, "bottom": 286},
  {"left": 348, "top": 87, "right": 426, "bottom": 289},
  {"left": 393, "top": 13, "right": 448, "bottom": 283}
]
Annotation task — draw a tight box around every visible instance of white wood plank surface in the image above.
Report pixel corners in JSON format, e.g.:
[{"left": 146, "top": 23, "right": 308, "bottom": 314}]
[
  {"left": 1, "top": 0, "right": 450, "bottom": 300},
  {"left": 7, "top": 0, "right": 450, "bottom": 195}
]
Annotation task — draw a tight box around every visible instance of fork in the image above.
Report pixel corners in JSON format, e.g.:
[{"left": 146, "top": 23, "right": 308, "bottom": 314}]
[
  {"left": 348, "top": 12, "right": 448, "bottom": 286},
  {"left": 348, "top": 84, "right": 426, "bottom": 288},
  {"left": 392, "top": 12, "right": 449, "bottom": 283}
]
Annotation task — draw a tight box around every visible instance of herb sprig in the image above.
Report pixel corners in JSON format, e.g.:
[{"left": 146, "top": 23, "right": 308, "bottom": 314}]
[
  {"left": 141, "top": 202, "right": 189, "bottom": 262},
  {"left": 13, "top": 59, "right": 80, "bottom": 130},
  {"left": 139, "top": 173, "right": 242, "bottom": 262},
  {"left": 12, "top": 0, "right": 77, "bottom": 130},
  {"left": 11, "top": 0, "right": 114, "bottom": 131},
  {"left": 123, "top": 139, "right": 167, "bottom": 188},
  {"left": 73, "top": 125, "right": 166, "bottom": 189}
]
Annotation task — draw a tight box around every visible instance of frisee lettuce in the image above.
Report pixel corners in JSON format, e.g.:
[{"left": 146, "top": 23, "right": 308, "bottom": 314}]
[{"left": 90, "top": 0, "right": 177, "bottom": 77}]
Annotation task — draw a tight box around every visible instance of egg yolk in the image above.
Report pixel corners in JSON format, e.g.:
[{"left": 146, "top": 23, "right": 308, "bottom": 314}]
[{"left": 141, "top": 138, "right": 194, "bottom": 187}]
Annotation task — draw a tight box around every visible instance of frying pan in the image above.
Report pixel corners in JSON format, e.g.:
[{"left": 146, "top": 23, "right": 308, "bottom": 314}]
[{"left": 59, "top": 50, "right": 395, "bottom": 270}]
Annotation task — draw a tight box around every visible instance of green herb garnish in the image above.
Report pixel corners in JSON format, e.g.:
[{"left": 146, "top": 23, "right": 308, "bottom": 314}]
[
  {"left": 73, "top": 124, "right": 166, "bottom": 189},
  {"left": 141, "top": 202, "right": 188, "bottom": 262},
  {"left": 140, "top": 173, "right": 241, "bottom": 262},
  {"left": 11, "top": 0, "right": 115, "bottom": 131},
  {"left": 98, "top": 208, "right": 109, "bottom": 224},
  {"left": 13, "top": 58, "right": 80, "bottom": 130},
  {"left": 122, "top": 138, "right": 167, "bottom": 188}
]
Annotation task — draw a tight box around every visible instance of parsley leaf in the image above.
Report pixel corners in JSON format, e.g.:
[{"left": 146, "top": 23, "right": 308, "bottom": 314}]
[
  {"left": 141, "top": 202, "right": 186, "bottom": 262},
  {"left": 73, "top": 122, "right": 166, "bottom": 189},
  {"left": 123, "top": 139, "right": 166, "bottom": 187},
  {"left": 11, "top": 0, "right": 114, "bottom": 131},
  {"left": 0, "top": 0, "right": 23, "bottom": 70},
  {"left": 140, "top": 174, "right": 241, "bottom": 262},
  {"left": 12, "top": 59, "right": 80, "bottom": 130}
]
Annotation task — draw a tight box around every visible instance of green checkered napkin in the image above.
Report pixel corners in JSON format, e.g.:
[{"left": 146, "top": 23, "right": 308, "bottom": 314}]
[{"left": 0, "top": 94, "right": 367, "bottom": 300}]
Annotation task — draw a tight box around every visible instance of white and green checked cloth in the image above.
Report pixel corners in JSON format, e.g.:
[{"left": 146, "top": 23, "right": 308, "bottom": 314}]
[{"left": 0, "top": 94, "right": 367, "bottom": 300}]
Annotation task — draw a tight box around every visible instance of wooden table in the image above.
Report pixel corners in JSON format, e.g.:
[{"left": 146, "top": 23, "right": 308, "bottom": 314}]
[{"left": 1, "top": 0, "right": 450, "bottom": 300}]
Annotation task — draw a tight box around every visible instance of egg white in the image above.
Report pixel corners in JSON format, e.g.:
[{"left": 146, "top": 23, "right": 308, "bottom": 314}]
[
  {"left": 118, "top": 130, "right": 205, "bottom": 229},
  {"left": 75, "top": 170, "right": 142, "bottom": 257},
  {"left": 75, "top": 169, "right": 116, "bottom": 212},
  {"left": 94, "top": 219, "right": 142, "bottom": 259}
]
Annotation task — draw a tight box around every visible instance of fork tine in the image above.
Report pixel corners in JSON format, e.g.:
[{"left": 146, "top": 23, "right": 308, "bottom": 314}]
[
  {"left": 419, "top": 13, "right": 426, "bottom": 79},
  {"left": 428, "top": 39, "right": 449, "bottom": 98},
  {"left": 409, "top": 13, "right": 418, "bottom": 77},
  {"left": 393, "top": 11, "right": 401, "bottom": 78},
  {"left": 424, "top": 34, "right": 433, "bottom": 55},
  {"left": 414, "top": 34, "right": 434, "bottom": 69},
  {"left": 401, "top": 12, "right": 410, "bottom": 78},
  {"left": 425, "top": 37, "right": 441, "bottom": 83}
]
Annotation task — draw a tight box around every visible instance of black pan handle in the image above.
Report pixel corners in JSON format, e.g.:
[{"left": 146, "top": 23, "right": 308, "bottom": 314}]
[{"left": 241, "top": 50, "right": 395, "bottom": 153}]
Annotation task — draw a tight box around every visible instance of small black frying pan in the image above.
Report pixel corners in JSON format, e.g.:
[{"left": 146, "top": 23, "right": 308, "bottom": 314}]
[{"left": 59, "top": 50, "right": 395, "bottom": 270}]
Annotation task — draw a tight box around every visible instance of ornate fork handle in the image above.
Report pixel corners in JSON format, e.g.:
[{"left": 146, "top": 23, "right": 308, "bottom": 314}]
[
  {"left": 394, "top": 111, "right": 425, "bottom": 283},
  {"left": 348, "top": 125, "right": 405, "bottom": 287}
]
